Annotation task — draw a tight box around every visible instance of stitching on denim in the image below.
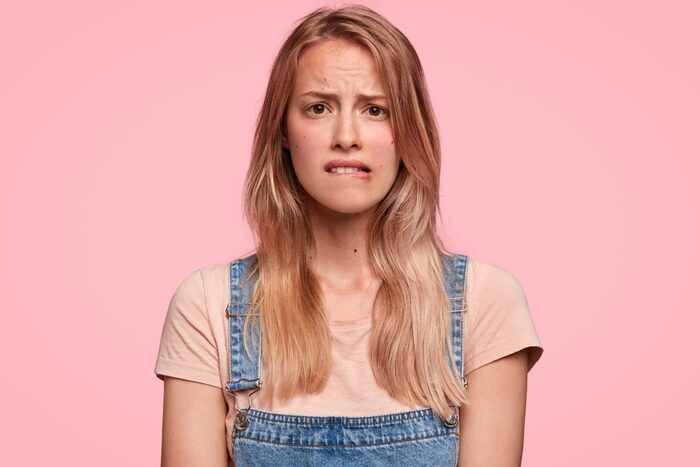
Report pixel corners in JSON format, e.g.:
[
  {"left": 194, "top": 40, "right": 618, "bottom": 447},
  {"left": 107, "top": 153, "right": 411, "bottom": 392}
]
[
  {"left": 242, "top": 408, "right": 437, "bottom": 427},
  {"left": 460, "top": 255, "right": 468, "bottom": 378},
  {"left": 233, "top": 432, "right": 458, "bottom": 448}
]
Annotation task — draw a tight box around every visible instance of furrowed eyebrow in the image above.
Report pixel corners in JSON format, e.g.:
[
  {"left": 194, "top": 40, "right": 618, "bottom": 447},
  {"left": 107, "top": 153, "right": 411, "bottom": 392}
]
[{"left": 300, "top": 91, "right": 387, "bottom": 102}]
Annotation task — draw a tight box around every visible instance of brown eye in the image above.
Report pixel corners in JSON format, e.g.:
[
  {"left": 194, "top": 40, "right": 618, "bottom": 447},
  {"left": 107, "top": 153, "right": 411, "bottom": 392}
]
[
  {"left": 310, "top": 104, "right": 327, "bottom": 114},
  {"left": 368, "top": 106, "right": 387, "bottom": 117}
]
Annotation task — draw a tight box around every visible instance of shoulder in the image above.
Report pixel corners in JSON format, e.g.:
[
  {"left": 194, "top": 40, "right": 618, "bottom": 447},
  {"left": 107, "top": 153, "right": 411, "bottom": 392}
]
[
  {"left": 164, "top": 262, "right": 232, "bottom": 329},
  {"left": 172, "top": 251, "right": 258, "bottom": 308},
  {"left": 197, "top": 262, "right": 231, "bottom": 296},
  {"left": 465, "top": 257, "right": 526, "bottom": 302},
  {"left": 170, "top": 263, "right": 229, "bottom": 302},
  {"left": 444, "top": 253, "right": 525, "bottom": 299}
]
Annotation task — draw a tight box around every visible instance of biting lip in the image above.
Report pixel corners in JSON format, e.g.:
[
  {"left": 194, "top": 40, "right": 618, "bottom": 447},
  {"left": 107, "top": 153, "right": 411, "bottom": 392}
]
[{"left": 323, "top": 158, "right": 371, "bottom": 172}]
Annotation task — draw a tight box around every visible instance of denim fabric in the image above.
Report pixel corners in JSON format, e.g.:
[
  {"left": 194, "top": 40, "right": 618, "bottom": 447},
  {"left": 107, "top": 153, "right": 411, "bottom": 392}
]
[
  {"left": 225, "top": 254, "right": 262, "bottom": 393},
  {"left": 226, "top": 253, "right": 469, "bottom": 466}
]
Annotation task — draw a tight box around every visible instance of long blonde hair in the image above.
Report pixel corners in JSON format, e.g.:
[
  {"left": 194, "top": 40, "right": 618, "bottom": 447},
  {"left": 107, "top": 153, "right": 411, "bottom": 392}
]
[{"left": 242, "top": 4, "right": 468, "bottom": 420}]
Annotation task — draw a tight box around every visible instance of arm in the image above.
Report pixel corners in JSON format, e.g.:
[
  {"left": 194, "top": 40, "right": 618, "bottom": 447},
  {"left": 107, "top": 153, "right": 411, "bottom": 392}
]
[
  {"left": 161, "top": 376, "right": 229, "bottom": 467},
  {"left": 457, "top": 349, "right": 529, "bottom": 467}
]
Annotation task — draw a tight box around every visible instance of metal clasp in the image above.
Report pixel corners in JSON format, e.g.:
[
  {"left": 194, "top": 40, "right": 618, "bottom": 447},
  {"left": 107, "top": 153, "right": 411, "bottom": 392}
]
[
  {"left": 232, "top": 386, "right": 260, "bottom": 432},
  {"left": 234, "top": 410, "right": 249, "bottom": 431},
  {"left": 444, "top": 406, "right": 459, "bottom": 428}
]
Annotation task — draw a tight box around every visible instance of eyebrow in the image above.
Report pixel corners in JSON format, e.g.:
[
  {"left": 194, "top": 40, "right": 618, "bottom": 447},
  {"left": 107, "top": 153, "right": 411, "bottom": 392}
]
[{"left": 299, "top": 91, "right": 387, "bottom": 101}]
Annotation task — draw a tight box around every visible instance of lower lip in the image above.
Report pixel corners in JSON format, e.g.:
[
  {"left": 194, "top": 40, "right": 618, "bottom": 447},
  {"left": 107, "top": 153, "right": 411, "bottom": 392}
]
[{"left": 326, "top": 170, "right": 371, "bottom": 180}]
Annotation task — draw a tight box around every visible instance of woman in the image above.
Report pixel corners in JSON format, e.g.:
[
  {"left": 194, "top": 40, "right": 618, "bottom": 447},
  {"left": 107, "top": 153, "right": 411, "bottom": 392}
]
[{"left": 155, "top": 5, "right": 543, "bottom": 466}]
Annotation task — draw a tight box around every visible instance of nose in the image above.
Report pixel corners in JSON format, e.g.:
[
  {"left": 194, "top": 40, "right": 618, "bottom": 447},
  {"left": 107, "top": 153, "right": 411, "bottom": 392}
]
[{"left": 331, "top": 108, "right": 361, "bottom": 151}]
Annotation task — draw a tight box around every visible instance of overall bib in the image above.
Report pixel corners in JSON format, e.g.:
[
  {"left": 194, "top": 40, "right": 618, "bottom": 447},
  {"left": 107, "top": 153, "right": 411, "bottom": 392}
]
[{"left": 225, "top": 253, "right": 469, "bottom": 466}]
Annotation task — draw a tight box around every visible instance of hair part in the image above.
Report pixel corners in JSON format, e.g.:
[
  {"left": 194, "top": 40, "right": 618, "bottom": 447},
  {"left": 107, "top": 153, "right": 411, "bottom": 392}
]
[{"left": 242, "top": 4, "right": 469, "bottom": 421}]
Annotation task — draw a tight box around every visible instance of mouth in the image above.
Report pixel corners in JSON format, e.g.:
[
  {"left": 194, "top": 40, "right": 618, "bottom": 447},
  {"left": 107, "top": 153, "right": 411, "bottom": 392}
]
[
  {"left": 323, "top": 159, "right": 371, "bottom": 174},
  {"left": 326, "top": 166, "right": 370, "bottom": 174}
]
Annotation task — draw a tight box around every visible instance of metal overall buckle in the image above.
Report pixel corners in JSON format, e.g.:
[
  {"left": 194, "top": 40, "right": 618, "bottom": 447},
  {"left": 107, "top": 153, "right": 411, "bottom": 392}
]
[
  {"left": 233, "top": 410, "right": 249, "bottom": 431},
  {"left": 442, "top": 376, "right": 467, "bottom": 428},
  {"left": 444, "top": 405, "right": 459, "bottom": 428},
  {"left": 233, "top": 386, "right": 260, "bottom": 432}
]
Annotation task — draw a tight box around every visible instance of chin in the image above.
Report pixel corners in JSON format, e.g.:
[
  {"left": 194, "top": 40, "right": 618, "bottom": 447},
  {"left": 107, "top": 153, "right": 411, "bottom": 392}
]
[
  {"left": 330, "top": 205, "right": 375, "bottom": 216},
  {"left": 317, "top": 200, "right": 378, "bottom": 216}
]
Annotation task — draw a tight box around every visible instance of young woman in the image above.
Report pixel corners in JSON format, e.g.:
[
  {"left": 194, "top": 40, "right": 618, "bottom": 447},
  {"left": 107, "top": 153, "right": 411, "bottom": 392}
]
[{"left": 155, "top": 5, "right": 543, "bottom": 466}]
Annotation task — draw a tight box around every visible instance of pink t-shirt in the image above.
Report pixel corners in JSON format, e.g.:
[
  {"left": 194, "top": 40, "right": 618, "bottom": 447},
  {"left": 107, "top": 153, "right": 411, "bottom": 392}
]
[{"left": 154, "top": 256, "right": 544, "bottom": 456}]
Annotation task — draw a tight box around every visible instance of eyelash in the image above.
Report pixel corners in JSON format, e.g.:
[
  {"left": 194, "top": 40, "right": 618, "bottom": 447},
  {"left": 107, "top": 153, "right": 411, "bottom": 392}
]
[{"left": 305, "top": 103, "right": 389, "bottom": 118}]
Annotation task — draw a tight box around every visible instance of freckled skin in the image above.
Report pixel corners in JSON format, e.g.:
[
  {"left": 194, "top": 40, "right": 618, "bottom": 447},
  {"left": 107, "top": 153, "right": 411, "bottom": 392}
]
[{"left": 282, "top": 39, "right": 400, "bottom": 215}]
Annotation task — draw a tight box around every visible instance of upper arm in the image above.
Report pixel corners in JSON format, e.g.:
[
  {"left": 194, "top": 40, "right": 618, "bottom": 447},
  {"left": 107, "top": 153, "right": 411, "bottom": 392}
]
[
  {"left": 161, "top": 376, "right": 229, "bottom": 467},
  {"left": 457, "top": 349, "right": 529, "bottom": 467}
]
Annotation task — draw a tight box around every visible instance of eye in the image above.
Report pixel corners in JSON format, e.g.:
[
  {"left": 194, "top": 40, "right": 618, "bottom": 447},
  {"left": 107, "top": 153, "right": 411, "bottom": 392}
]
[
  {"left": 306, "top": 103, "right": 330, "bottom": 115},
  {"left": 367, "top": 105, "right": 388, "bottom": 118}
]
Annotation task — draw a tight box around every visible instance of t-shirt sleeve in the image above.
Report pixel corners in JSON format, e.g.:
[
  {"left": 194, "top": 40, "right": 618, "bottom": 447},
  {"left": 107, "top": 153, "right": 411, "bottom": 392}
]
[
  {"left": 154, "top": 268, "right": 222, "bottom": 388},
  {"left": 463, "top": 259, "right": 544, "bottom": 376}
]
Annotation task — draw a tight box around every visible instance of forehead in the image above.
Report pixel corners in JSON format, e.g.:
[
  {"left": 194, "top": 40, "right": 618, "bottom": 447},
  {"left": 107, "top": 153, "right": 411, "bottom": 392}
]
[{"left": 293, "top": 39, "right": 384, "bottom": 92}]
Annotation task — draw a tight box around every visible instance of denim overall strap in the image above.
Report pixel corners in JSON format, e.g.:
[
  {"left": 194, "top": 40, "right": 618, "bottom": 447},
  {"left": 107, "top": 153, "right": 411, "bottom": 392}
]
[
  {"left": 225, "top": 254, "right": 262, "bottom": 393},
  {"left": 442, "top": 253, "right": 468, "bottom": 387}
]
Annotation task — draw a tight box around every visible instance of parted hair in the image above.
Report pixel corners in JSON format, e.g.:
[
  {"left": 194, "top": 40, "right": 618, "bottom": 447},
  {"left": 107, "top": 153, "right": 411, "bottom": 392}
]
[{"left": 242, "top": 4, "right": 469, "bottom": 421}]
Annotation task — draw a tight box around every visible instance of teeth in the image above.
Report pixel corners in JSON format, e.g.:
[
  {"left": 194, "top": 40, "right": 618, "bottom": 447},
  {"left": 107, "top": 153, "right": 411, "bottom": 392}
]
[{"left": 331, "top": 167, "right": 362, "bottom": 173}]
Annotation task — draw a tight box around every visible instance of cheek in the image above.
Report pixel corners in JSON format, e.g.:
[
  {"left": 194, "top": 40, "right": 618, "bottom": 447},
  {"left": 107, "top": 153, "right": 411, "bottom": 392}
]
[
  {"left": 290, "top": 138, "right": 322, "bottom": 177},
  {"left": 287, "top": 125, "right": 322, "bottom": 178},
  {"left": 288, "top": 122, "right": 325, "bottom": 155},
  {"left": 375, "top": 138, "right": 400, "bottom": 171}
]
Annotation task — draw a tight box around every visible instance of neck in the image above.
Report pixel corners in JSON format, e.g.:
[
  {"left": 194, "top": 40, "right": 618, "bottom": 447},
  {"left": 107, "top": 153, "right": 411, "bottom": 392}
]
[{"left": 305, "top": 199, "right": 377, "bottom": 287}]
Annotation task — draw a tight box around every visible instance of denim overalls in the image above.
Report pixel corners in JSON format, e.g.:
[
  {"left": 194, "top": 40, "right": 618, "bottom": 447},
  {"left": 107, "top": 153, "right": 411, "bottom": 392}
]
[{"left": 225, "top": 253, "right": 469, "bottom": 466}]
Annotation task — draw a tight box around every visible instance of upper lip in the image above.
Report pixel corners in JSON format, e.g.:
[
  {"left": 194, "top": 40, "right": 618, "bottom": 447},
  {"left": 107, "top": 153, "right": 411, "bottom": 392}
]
[{"left": 324, "top": 158, "right": 370, "bottom": 172}]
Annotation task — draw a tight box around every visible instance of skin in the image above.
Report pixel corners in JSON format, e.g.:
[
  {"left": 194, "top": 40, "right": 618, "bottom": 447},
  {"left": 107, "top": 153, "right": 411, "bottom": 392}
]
[
  {"left": 161, "top": 38, "right": 530, "bottom": 466},
  {"left": 161, "top": 378, "right": 228, "bottom": 467},
  {"left": 458, "top": 349, "right": 529, "bottom": 467}
]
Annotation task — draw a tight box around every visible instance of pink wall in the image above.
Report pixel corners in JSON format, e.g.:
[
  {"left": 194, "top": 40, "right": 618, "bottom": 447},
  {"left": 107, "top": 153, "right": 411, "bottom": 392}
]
[{"left": 2, "top": 1, "right": 698, "bottom": 465}]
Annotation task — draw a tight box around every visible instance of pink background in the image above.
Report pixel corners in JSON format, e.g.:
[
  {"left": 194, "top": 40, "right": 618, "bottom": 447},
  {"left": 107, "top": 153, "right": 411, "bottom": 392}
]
[{"left": 2, "top": 1, "right": 698, "bottom": 465}]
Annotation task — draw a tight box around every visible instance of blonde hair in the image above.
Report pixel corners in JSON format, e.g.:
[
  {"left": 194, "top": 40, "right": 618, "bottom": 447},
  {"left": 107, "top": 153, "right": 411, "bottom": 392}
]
[{"left": 242, "top": 4, "right": 468, "bottom": 420}]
